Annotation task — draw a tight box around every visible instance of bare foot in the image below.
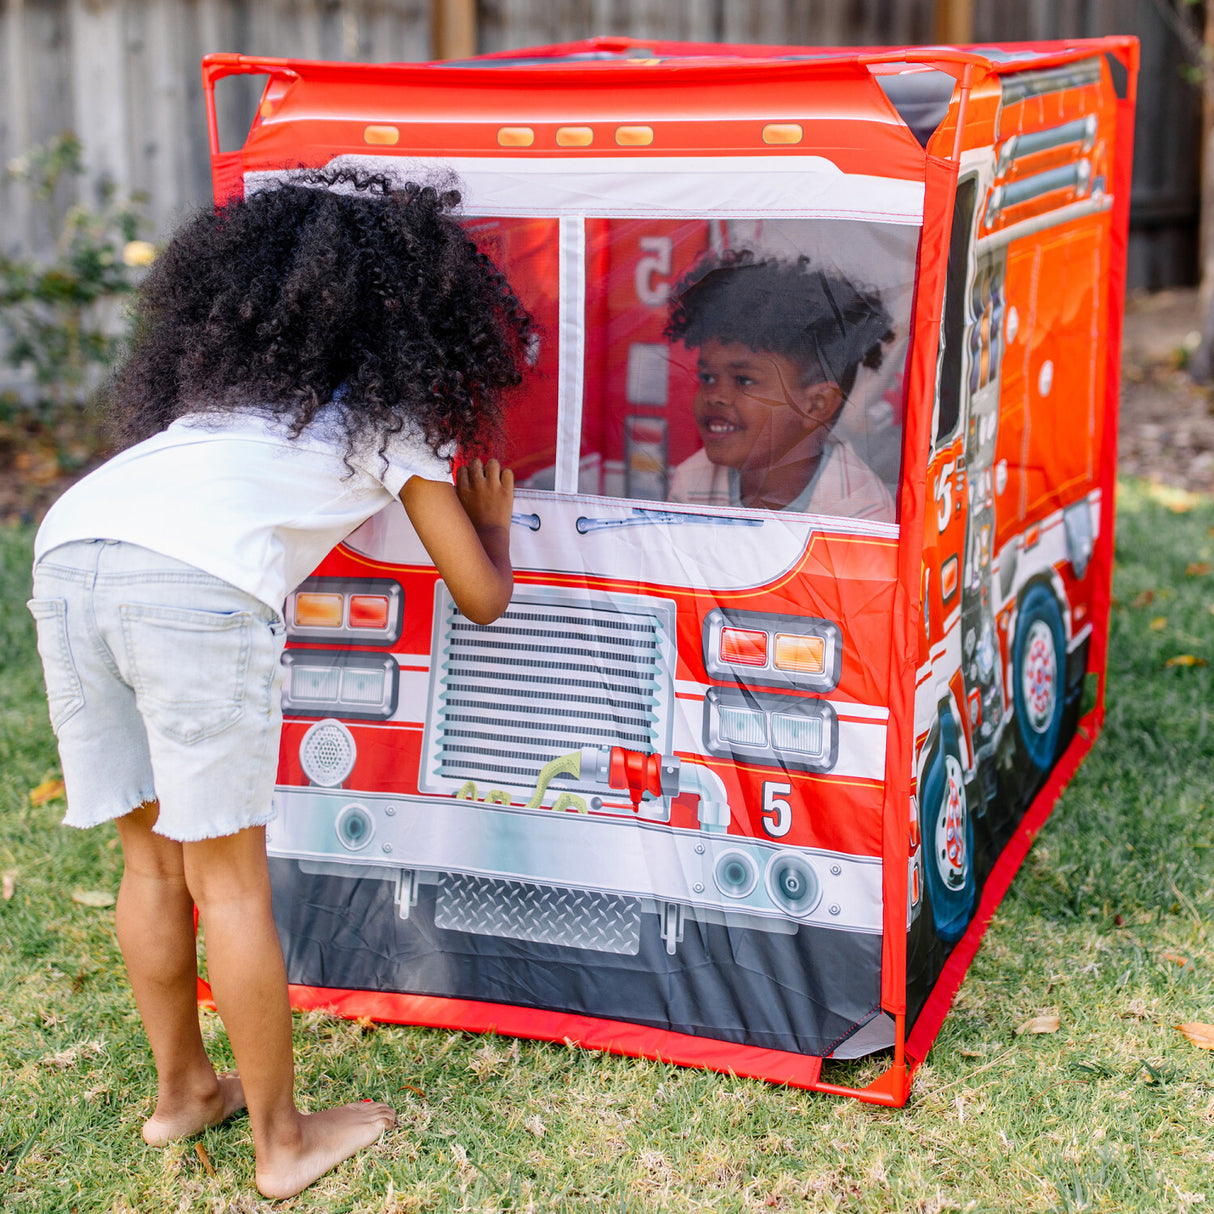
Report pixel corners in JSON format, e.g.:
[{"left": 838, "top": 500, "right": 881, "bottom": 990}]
[
  {"left": 142, "top": 1072, "right": 247, "bottom": 1146},
  {"left": 255, "top": 1102, "right": 396, "bottom": 1200}
]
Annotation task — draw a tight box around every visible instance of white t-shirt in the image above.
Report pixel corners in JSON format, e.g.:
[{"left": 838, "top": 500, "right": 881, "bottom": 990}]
[
  {"left": 667, "top": 437, "right": 895, "bottom": 523},
  {"left": 34, "top": 410, "right": 452, "bottom": 612}
]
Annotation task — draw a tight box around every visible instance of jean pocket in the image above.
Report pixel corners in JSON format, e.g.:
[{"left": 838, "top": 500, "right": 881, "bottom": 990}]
[
  {"left": 120, "top": 602, "right": 253, "bottom": 744},
  {"left": 27, "top": 598, "right": 86, "bottom": 734}
]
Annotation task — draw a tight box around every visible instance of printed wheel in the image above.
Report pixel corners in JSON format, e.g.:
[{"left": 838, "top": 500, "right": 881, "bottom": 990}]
[
  {"left": 1013, "top": 584, "right": 1066, "bottom": 773},
  {"left": 920, "top": 712, "right": 975, "bottom": 944}
]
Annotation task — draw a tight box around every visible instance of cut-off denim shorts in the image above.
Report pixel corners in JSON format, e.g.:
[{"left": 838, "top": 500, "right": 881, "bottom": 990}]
[{"left": 28, "top": 540, "right": 287, "bottom": 842}]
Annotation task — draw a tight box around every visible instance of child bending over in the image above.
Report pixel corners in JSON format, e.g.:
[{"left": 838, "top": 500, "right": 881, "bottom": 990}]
[
  {"left": 665, "top": 252, "right": 896, "bottom": 520},
  {"left": 27, "top": 171, "right": 530, "bottom": 1198}
]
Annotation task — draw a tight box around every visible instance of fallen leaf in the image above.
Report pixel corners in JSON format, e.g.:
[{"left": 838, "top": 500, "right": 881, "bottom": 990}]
[
  {"left": 1176, "top": 1023, "right": 1214, "bottom": 1049},
  {"left": 1015, "top": 1015, "right": 1061, "bottom": 1036},
  {"left": 1186, "top": 562, "right": 1212, "bottom": 577},
  {"left": 523, "top": 1114, "right": 546, "bottom": 1137},
  {"left": 195, "top": 1142, "right": 216, "bottom": 1176},
  {"left": 1161, "top": 951, "right": 1190, "bottom": 966},
  {"left": 71, "top": 890, "right": 116, "bottom": 908},
  {"left": 1150, "top": 617, "right": 1168, "bottom": 631},
  {"left": 1165, "top": 654, "right": 1208, "bottom": 667},
  {"left": 29, "top": 778, "right": 65, "bottom": 806},
  {"left": 2, "top": 872, "right": 14, "bottom": 900},
  {"left": 1131, "top": 589, "right": 1156, "bottom": 609}
]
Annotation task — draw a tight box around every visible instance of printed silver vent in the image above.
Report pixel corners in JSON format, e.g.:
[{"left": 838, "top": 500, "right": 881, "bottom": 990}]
[
  {"left": 422, "top": 587, "right": 676, "bottom": 797},
  {"left": 434, "top": 873, "right": 642, "bottom": 954}
]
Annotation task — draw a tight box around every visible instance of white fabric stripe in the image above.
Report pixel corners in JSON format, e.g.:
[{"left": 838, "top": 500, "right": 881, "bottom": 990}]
[
  {"left": 673, "top": 680, "right": 890, "bottom": 722},
  {"left": 555, "top": 217, "right": 586, "bottom": 494},
  {"left": 315, "top": 155, "right": 926, "bottom": 223}
]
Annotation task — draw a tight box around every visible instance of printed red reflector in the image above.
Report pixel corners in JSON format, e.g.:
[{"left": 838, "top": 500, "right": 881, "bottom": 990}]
[
  {"left": 720, "top": 627, "right": 768, "bottom": 667},
  {"left": 294, "top": 593, "right": 344, "bottom": 628},
  {"left": 773, "top": 633, "right": 826, "bottom": 675},
  {"left": 348, "top": 595, "right": 390, "bottom": 630}
]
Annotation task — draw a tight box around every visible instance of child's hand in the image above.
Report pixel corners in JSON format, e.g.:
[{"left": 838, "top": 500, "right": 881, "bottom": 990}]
[{"left": 456, "top": 458, "right": 514, "bottom": 536}]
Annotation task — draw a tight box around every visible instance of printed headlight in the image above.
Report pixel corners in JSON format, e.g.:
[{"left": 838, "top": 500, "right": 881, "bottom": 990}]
[
  {"left": 282, "top": 651, "right": 398, "bottom": 720},
  {"left": 704, "top": 688, "right": 837, "bottom": 773}
]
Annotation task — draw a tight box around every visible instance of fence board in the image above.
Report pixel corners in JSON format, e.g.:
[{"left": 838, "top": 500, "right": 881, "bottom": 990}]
[{"left": 0, "top": 0, "right": 1201, "bottom": 292}]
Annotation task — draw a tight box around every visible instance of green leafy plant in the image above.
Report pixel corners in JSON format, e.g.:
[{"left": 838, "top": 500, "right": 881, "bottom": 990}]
[{"left": 0, "top": 133, "right": 151, "bottom": 516}]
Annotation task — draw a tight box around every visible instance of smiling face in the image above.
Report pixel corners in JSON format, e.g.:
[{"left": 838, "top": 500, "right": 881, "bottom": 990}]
[{"left": 692, "top": 340, "right": 840, "bottom": 475}]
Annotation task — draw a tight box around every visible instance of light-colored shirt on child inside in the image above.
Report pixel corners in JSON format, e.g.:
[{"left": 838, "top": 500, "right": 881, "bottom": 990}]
[{"left": 667, "top": 436, "right": 895, "bottom": 522}]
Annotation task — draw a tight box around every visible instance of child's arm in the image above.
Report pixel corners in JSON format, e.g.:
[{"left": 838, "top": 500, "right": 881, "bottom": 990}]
[{"left": 400, "top": 457, "right": 514, "bottom": 625}]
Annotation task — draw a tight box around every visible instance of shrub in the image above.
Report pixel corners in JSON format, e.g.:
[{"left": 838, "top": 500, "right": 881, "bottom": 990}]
[{"left": 0, "top": 133, "right": 151, "bottom": 518}]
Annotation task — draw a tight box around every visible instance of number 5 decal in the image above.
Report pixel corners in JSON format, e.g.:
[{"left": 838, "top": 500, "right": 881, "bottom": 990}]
[
  {"left": 935, "top": 460, "right": 955, "bottom": 530},
  {"left": 762, "top": 781, "right": 792, "bottom": 838},
  {"left": 635, "top": 236, "right": 673, "bottom": 307}
]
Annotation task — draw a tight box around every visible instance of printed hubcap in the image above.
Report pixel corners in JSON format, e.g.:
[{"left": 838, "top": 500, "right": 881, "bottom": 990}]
[
  {"left": 935, "top": 754, "right": 968, "bottom": 889},
  {"left": 1022, "top": 619, "right": 1058, "bottom": 733}
]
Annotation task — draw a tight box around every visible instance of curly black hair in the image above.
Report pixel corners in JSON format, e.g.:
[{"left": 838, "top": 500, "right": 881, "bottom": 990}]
[
  {"left": 665, "top": 251, "right": 893, "bottom": 397},
  {"left": 108, "top": 168, "right": 533, "bottom": 461}
]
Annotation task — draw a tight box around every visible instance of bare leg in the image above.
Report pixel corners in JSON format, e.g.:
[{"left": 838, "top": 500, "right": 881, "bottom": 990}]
[
  {"left": 182, "top": 826, "right": 394, "bottom": 1199},
  {"left": 113, "top": 800, "right": 246, "bottom": 1145}
]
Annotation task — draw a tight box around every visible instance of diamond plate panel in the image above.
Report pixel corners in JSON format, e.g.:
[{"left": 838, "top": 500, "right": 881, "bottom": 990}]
[{"left": 434, "top": 873, "right": 642, "bottom": 955}]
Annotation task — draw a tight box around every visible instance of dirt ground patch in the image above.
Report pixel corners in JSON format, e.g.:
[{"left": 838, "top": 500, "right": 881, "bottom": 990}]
[
  {"left": 1118, "top": 287, "right": 1214, "bottom": 496},
  {"left": 3, "top": 288, "right": 1213, "bottom": 524}
]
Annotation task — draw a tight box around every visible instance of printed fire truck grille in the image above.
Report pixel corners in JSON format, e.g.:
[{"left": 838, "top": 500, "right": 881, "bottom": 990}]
[
  {"left": 429, "top": 595, "right": 671, "bottom": 793},
  {"left": 434, "top": 872, "right": 643, "bottom": 954}
]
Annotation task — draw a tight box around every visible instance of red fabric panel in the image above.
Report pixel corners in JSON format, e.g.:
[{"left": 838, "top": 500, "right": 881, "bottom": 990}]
[
  {"left": 1087, "top": 46, "right": 1139, "bottom": 708},
  {"left": 281, "top": 985, "right": 825, "bottom": 1090},
  {"left": 879, "top": 153, "right": 959, "bottom": 1012},
  {"left": 209, "top": 152, "right": 246, "bottom": 207}
]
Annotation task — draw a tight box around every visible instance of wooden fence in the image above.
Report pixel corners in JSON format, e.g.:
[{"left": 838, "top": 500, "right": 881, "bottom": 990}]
[{"left": 0, "top": 0, "right": 1202, "bottom": 289}]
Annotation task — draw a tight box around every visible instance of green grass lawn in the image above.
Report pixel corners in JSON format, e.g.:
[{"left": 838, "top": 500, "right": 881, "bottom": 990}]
[{"left": 1, "top": 480, "right": 1211, "bottom": 1214}]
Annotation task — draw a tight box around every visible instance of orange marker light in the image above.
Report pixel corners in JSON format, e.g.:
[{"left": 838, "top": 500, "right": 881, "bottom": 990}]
[
  {"left": 556, "top": 126, "right": 594, "bottom": 147},
  {"left": 615, "top": 125, "right": 654, "bottom": 146},
  {"left": 763, "top": 123, "right": 803, "bottom": 145},
  {"left": 498, "top": 127, "right": 535, "bottom": 147},
  {"left": 349, "top": 594, "right": 390, "bottom": 630},
  {"left": 720, "top": 627, "right": 768, "bottom": 667},
  {"left": 363, "top": 125, "right": 400, "bottom": 146},
  {"left": 773, "top": 633, "right": 826, "bottom": 675},
  {"left": 294, "top": 593, "right": 344, "bottom": 628},
  {"left": 941, "top": 556, "right": 959, "bottom": 601}
]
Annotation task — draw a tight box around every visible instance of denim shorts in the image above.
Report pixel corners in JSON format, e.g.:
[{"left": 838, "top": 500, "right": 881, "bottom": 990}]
[{"left": 28, "top": 540, "right": 287, "bottom": 842}]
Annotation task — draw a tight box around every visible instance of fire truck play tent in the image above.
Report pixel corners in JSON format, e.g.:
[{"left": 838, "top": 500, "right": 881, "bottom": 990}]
[{"left": 201, "top": 35, "right": 1137, "bottom": 1105}]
